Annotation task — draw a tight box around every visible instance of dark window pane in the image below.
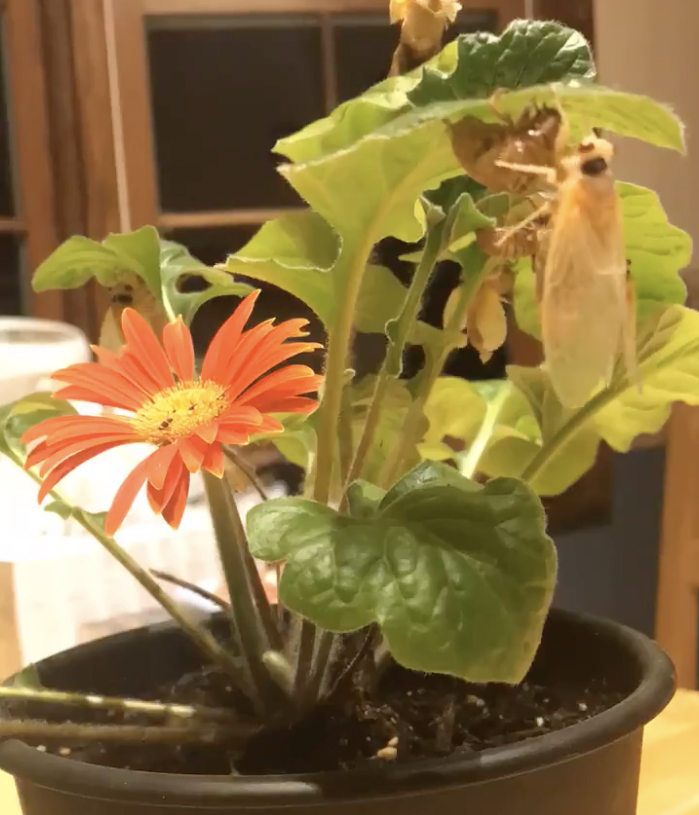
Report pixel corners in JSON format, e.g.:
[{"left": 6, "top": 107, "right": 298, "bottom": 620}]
[
  {"left": 148, "top": 16, "right": 325, "bottom": 213},
  {"left": 0, "top": 235, "right": 23, "bottom": 314},
  {"left": 166, "top": 226, "right": 324, "bottom": 368},
  {"left": 0, "top": 18, "right": 16, "bottom": 216},
  {"left": 334, "top": 10, "right": 498, "bottom": 102}
]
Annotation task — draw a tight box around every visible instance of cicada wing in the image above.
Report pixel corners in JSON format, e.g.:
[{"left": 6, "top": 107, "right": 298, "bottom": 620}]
[{"left": 541, "top": 184, "right": 627, "bottom": 408}]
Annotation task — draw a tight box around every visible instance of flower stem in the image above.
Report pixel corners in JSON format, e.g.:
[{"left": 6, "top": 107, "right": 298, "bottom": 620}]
[
  {"left": 306, "top": 630, "right": 336, "bottom": 702},
  {"left": 0, "top": 686, "right": 239, "bottom": 723},
  {"left": 379, "top": 255, "right": 497, "bottom": 486},
  {"left": 344, "top": 221, "right": 444, "bottom": 497},
  {"left": 314, "top": 242, "right": 373, "bottom": 505},
  {"left": 0, "top": 720, "right": 259, "bottom": 745},
  {"left": 202, "top": 471, "right": 283, "bottom": 715}
]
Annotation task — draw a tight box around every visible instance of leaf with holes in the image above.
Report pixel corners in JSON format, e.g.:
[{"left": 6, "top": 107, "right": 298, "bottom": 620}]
[
  {"left": 159, "top": 240, "right": 253, "bottom": 325},
  {"left": 409, "top": 19, "right": 594, "bottom": 107}
]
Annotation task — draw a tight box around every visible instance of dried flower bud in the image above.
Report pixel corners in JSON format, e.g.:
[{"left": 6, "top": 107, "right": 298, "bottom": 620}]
[
  {"left": 390, "top": 0, "right": 461, "bottom": 65},
  {"left": 444, "top": 276, "right": 508, "bottom": 363}
]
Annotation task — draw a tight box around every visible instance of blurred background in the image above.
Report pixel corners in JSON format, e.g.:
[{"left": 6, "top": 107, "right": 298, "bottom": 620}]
[{"left": 0, "top": 0, "right": 697, "bottom": 690}]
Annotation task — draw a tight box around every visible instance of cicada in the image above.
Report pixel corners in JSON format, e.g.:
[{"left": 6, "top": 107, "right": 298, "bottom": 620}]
[{"left": 497, "top": 131, "right": 639, "bottom": 408}]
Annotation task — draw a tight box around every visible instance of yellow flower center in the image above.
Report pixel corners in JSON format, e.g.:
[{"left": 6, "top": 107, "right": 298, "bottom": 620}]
[{"left": 130, "top": 380, "right": 229, "bottom": 444}]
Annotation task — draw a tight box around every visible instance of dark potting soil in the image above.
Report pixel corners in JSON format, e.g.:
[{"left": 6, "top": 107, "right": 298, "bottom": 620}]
[{"left": 4, "top": 661, "right": 624, "bottom": 776}]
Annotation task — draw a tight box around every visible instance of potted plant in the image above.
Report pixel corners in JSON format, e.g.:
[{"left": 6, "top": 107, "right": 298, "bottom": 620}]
[{"left": 0, "top": 11, "right": 691, "bottom": 815}]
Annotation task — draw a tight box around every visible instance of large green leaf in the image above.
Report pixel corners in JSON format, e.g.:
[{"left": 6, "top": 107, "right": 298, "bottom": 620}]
[
  {"left": 247, "top": 462, "right": 556, "bottom": 683},
  {"left": 514, "top": 182, "right": 691, "bottom": 338},
  {"left": 280, "top": 86, "right": 682, "bottom": 282},
  {"left": 409, "top": 20, "right": 594, "bottom": 107},
  {"left": 278, "top": 19, "right": 593, "bottom": 164}
]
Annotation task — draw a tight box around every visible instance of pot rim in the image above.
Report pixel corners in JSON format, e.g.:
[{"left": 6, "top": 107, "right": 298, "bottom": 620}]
[{"left": 0, "top": 608, "right": 675, "bottom": 808}]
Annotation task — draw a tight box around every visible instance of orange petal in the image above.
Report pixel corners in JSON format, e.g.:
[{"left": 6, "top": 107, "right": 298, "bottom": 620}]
[
  {"left": 200, "top": 290, "right": 260, "bottom": 382},
  {"left": 21, "top": 415, "right": 85, "bottom": 446},
  {"left": 206, "top": 319, "right": 275, "bottom": 392},
  {"left": 224, "top": 336, "right": 321, "bottom": 399},
  {"left": 161, "top": 470, "right": 190, "bottom": 530},
  {"left": 51, "top": 386, "right": 142, "bottom": 412},
  {"left": 91, "top": 346, "right": 157, "bottom": 399},
  {"left": 41, "top": 417, "right": 137, "bottom": 447},
  {"left": 195, "top": 423, "right": 218, "bottom": 444},
  {"left": 216, "top": 427, "right": 251, "bottom": 445},
  {"left": 236, "top": 367, "right": 322, "bottom": 409},
  {"left": 38, "top": 435, "right": 135, "bottom": 477},
  {"left": 162, "top": 318, "right": 195, "bottom": 383},
  {"left": 201, "top": 443, "right": 225, "bottom": 478},
  {"left": 104, "top": 453, "right": 154, "bottom": 536},
  {"left": 37, "top": 441, "right": 128, "bottom": 503},
  {"left": 147, "top": 454, "right": 186, "bottom": 512},
  {"left": 120, "top": 309, "right": 174, "bottom": 391},
  {"left": 51, "top": 363, "right": 146, "bottom": 411},
  {"left": 145, "top": 443, "right": 179, "bottom": 491},
  {"left": 176, "top": 435, "right": 209, "bottom": 473}
]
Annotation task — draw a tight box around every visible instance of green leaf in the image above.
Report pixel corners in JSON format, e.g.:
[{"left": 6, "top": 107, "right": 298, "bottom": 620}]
[
  {"left": 223, "top": 210, "right": 339, "bottom": 326},
  {"left": 224, "top": 210, "right": 435, "bottom": 340},
  {"left": 350, "top": 377, "right": 424, "bottom": 483},
  {"left": 409, "top": 20, "right": 594, "bottom": 107},
  {"left": 277, "top": 20, "right": 592, "bottom": 164},
  {"left": 33, "top": 228, "right": 162, "bottom": 297},
  {"left": 250, "top": 412, "right": 316, "bottom": 470},
  {"left": 445, "top": 192, "right": 495, "bottom": 251},
  {"left": 420, "top": 377, "right": 488, "bottom": 460},
  {"left": 346, "top": 480, "right": 386, "bottom": 519},
  {"left": 11, "top": 664, "right": 42, "bottom": 690},
  {"left": 159, "top": 240, "right": 253, "bottom": 325},
  {"left": 514, "top": 182, "right": 691, "bottom": 338},
  {"left": 2, "top": 393, "right": 77, "bottom": 462},
  {"left": 594, "top": 306, "right": 699, "bottom": 450},
  {"left": 32, "top": 229, "right": 254, "bottom": 325},
  {"left": 44, "top": 500, "right": 108, "bottom": 531},
  {"left": 479, "top": 306, "right": 699, "bottom": 494},
  {"left": 247, "top": 465, "right": 556, "bottom": 683}
]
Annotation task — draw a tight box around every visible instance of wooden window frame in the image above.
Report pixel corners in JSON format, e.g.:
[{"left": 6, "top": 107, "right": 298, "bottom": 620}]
[
  {"left": 106, "top": 0, "right": 525, "bottom": 232},
  {"left": 3, "top": 0, "right": 63, "bottom": 319}
]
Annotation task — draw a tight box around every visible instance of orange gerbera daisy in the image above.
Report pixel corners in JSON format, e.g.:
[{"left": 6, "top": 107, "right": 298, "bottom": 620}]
[{"left": 22, "top": 291, "right": 323, "bottom": 536}]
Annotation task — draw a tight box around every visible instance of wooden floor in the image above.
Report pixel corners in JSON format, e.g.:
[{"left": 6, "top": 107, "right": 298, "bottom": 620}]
[{"left": 1, "top": 690, "right": 699, "bottom": 814}]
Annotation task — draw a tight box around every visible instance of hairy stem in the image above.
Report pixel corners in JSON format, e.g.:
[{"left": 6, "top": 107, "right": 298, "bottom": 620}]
[
  {"left": 0, "top": 687, "right": 238, "bottom": 723},
  {"left": 344, "top": 221, "right": 444, "bottom": 498},
  {"left": 0, "top": 720, "right": 259, "bottom": 745},
  {"left": 379, "top": 255, "right": 497, "bottom": 486},
  {"left": 314, "top": 243, "right": 373, "bottom": 504}
]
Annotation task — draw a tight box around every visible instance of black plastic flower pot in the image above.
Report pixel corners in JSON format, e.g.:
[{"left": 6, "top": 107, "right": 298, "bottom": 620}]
[{"left": 0, "top": 608, "right": 674, "bottom": 815}]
